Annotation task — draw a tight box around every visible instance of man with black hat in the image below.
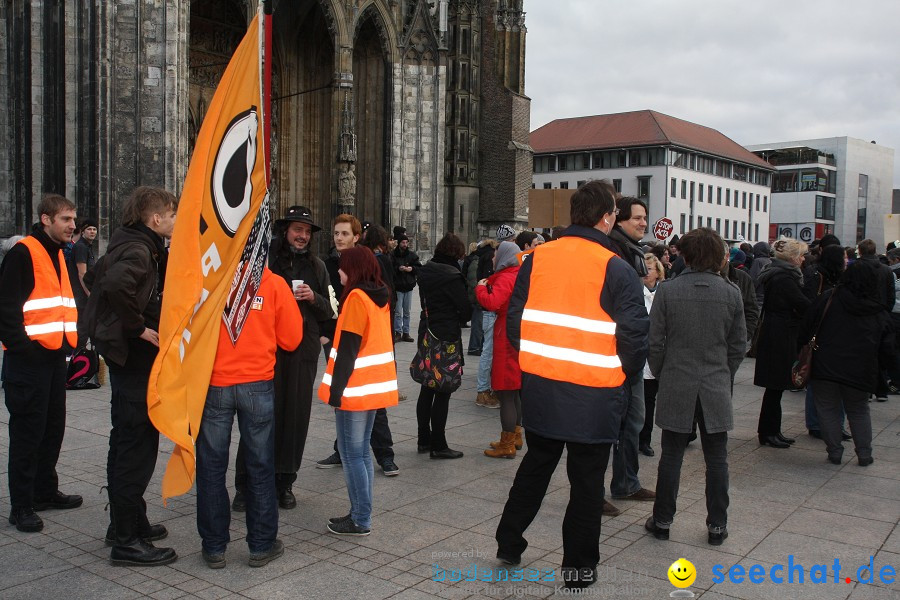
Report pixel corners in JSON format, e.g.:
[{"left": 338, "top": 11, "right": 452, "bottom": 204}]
[
  {"left": 232, "top": 206, "right": 334, "bottom": 511},
  {"left": 392, "top": 233, "right": 421, "bottom": 342},
  {"left": 72, "top": 218, "right": 97, "bottom": 342}
]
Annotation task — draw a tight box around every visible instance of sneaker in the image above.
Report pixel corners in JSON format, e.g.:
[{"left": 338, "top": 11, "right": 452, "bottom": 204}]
[
  {"left": 381, "top": 459, "right": 400, "bottom": 476},
  {"left": 232, "top": 490, "right": 246, "bottom": 512},
  {"left": 328, "top": 514, "right": 352, "bottom": 525},
  {"left": 613, "top": 488, "right": 656, "bottom": 501},
  {"left": 708, "top": 525, "right": 728, "bottom": 546},
  {"left": 601, "top": 500, "right": 621, "bottom": 517},
  {"left": 8, "top": 508, "right": 43, "bottom": 533},
  {"left": 248, "top": 539, "right": 284, "bottom": 567},
  {"left": 644, "top": 517, "right": 669, "bottom": 540},
  {"left": 316, "top": 451, "right": 342, "bottom": 469},
  {"left": 475, "top": 391, "right": 500, "bottom": 408},
  {"left": 202, "top": 550, "right": 226, "bottom": 569},
  {"left": 327, "top": 519, "right": 371, "bottom": 536},
  {"left": 33, "top": 490, "right": 83, "bottom": 511}
]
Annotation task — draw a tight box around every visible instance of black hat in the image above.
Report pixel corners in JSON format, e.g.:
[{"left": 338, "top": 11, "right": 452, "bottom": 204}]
[
  {"left": 80, "top": 218, "right": 98, "bottom": 230},
  {"left": 396, "top": 233, "right": 409, "bottom": 243},
  {"left": 276, "top": 205, "right": 320, "bottom": 232}
]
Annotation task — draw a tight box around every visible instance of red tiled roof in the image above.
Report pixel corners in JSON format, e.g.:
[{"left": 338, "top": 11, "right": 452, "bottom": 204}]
[{"left": 530, "top": 110, "right": 773, "bottom": 170}]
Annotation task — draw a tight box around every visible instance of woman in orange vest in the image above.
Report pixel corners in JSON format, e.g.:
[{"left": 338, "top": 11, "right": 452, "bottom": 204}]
[{"left": 318, "top": 246, "right": 398, "bottom": 536}]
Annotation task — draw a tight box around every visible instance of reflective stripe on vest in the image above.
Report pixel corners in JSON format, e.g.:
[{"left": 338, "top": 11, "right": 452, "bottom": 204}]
[
  {"left": 18, "top": 236, "right": 79, "bottom": 350},
  {"left": 519, "top": 236, "right": 625, "bottom": 388},
  {"left": 318, "top": 289, "right": 399, "bottom": 410}
]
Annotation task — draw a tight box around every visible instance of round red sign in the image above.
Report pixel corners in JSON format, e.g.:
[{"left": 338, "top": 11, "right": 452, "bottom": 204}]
[{"left": 653, "top": 218, "right": 674, "bottom": 240}]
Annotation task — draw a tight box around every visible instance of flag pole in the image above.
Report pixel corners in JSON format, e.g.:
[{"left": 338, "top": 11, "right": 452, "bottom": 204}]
[{"left": 263, "top": 0, "right": 273, "bottom": 183}]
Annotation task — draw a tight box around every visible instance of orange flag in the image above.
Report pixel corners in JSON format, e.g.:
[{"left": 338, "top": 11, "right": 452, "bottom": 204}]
[{"left": 148, "top": 14, "right": 270, "bottom": 502}]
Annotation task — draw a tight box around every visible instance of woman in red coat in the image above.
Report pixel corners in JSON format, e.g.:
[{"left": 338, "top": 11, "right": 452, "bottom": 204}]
[{"left": 475, "top": 241, "right": 522, "bottom": 458}]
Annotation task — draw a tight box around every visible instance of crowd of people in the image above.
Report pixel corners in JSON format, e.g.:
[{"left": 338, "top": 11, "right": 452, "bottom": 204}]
[{"left": 0, "top": 180, "right": 895, "bottom": 588}]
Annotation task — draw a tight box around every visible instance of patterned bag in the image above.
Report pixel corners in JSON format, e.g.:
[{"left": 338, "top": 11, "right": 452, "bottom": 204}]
[{"left": 409, "top": 298, "right": 464, "bottom": 393}]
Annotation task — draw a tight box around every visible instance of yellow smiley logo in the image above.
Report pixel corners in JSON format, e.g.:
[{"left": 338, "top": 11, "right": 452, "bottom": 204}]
[{"left": 668, "top": 558, "right": 697, "bottom": 588}]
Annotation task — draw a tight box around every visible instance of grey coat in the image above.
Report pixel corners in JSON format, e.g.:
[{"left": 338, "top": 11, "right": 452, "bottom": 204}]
[{"left": 649, "top": 269, "right": 747, "bottom": 433}]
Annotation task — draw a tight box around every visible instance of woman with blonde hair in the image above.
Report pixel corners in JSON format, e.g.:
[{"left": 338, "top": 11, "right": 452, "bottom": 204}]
[
  {"left": 639, "top": 253, "right": 665, "bottom": 456},
  {"left": 753, "top": 238, "right": 811, "bottom": 448}
]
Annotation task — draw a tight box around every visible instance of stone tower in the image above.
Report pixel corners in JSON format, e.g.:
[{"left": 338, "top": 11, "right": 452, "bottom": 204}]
[{"left": 0, "top": 0, "right": 531, "bottom": 252}]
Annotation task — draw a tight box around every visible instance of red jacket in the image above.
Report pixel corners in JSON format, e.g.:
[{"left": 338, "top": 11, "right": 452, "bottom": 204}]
[{"left": 475, "top": 265, "right": 521, "bottom": 390}]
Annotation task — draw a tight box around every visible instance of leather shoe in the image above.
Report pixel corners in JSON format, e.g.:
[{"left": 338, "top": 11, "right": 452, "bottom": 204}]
[
  {"left": 105, "top": 523, "right": 168, "bottom": 545},
  {"left": 8, "top": 508, "right": 43, "bottom": 532},
  {"left": 33, "top": 491, "right": 83, "bottom": 511},
  {"left": 430, "top": 448, "right": 464, "bottom": 459},
  {"left": 417, "top": 444, "right": 430, "bottom": 453},
  {"left": 614, "top": 488, "right": 655, "bottom": 501},
  {"left": 232, "top": 490, "right": 246, "bottom": 512},
  {"left": 827, "top": 455, "right": 842, "bottom": 465},
  {"left": 110, "top": 538, "right": 177, "bottom": 566},
  {"left": 497, "top": 549, "right": 521, "bottom": 565},
  {"left": 708, "top": 526, "right": 729, "bottom": 546},
  {"left": 639, "top": 444, "right": 655, "bottom": 457},
  {"left": 278, "top": 488, "right": 297, "bottom": 510},
  {"left": 776, "top": 433, "right": 796, "bottom": 445},
  {"left": 858, "top": 456, "right": 874, "bottom": 466},
  {"left": 601, "top": 500, "right": 621, "bottom": 517},
  {"left": 645, "top": 517, "right": 669, "bottom": 540},
  {"left": 759, "top": 435, "right": 790, "bottom": 448},
  {"left": 401, "top": 334, "right": 415, "bottom": 342}
]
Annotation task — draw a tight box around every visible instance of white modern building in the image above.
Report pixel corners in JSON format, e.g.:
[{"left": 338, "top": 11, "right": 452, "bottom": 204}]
[
  {"left": 747, "top": 137, "right": 895, "bottom": 248},
  {"left": 531, "top": 110, "right": 775, "bottom": 242}
]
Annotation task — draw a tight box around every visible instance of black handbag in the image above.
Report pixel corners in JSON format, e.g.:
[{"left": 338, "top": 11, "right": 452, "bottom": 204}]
[
  {"left": 409, "top": 298, "right": 464, "bottom": 393},
  {"left": 791, "top": 291, "right": 834, "bottom": 388},
  {"left": 67, "top": 342, "right": 101, "bottom": 390}
]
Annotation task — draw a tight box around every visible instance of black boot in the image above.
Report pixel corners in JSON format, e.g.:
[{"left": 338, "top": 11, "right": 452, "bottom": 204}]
[
  {"left": 109, "top": 503, "right": 177, "bottom": 566},
  {"left": 105, "top": 499, "right": 168, "bottom": 545}
]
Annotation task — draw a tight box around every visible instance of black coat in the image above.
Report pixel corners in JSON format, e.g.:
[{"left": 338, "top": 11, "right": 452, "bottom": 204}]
[
  {"left": 392, "top": 247, "right": 421, "bottom": 293},
  {"left": 859, "top": 256, "right": 895, "bottom": 312},
  {"left": 416, "top": 253, "right": 472, "bottom": 343},
  {"left": 801, "top": 287, "right": 893, "bottom": 393},
  {"left": 753, "top": 259, "right": 811, "bottom": 390}
]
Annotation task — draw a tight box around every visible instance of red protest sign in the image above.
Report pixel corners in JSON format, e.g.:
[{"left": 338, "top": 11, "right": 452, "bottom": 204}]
[{"left": 654, "top": 218, "right": 673, "bottom": 241}]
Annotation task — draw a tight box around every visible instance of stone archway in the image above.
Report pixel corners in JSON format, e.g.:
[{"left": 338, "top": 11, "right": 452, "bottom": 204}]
[{"left": 352, "top": 10, "right": 389, "bottom": 226}]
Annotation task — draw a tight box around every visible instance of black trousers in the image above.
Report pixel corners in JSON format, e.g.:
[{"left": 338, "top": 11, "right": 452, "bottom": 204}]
[
  {"left": 757, "top": 388, "right": 784, "bottom": 436},
  {"left": 416, "top": 387, "right": 452, "bottom": 450},
  {"left": 639, "top": 378, "right": 659, "bottom": 447},
  {"left": 2, "top": 351, "right": 67, "bottom": 509},
  {"left": 496, "top": 430, "right": 611, "bottom": 571},
  {"left": 106, "top": 361, "right": 160, "bottom": 511}
]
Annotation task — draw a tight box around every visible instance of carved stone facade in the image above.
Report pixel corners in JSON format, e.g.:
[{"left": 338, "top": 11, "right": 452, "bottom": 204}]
[{"left": 0, "top": 0, "right": 530, "bottom": 251}]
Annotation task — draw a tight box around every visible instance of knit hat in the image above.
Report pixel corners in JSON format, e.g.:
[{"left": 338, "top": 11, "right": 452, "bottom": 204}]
[
  {"left": 729, "top": 248, "right": 746, "bottom": 265},
  {"left": 396, "top": 233, "right": 409, "bottom": 243},
  {"left": 496, "top": 224, "right": 516, "bottom": 242},
  {"left": 80, "top": 218, "right": 98, "bottom": 230}
]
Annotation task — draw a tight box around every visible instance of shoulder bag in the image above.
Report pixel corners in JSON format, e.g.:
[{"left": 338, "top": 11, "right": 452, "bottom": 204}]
[
  {"left": 791, "top": 291, "right": 835, "bottom": 388},
  {"left": 409, "top": 297, "right": 464, "bottom": 393}
]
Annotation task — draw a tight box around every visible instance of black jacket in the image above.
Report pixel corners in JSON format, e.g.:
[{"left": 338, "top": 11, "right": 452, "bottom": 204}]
[
  {"left": 608, "top": 225, "right": 649, "bottom": 277},
  {"left": 417, "top": 253, "right": 472, "bottom": 342},
  {"left": 801, "top": 287, "right": 893, "bottom": 393},
  {"left": 506, "top": 225, "right": 649, "bottom": 444},
  {"left": 82, "top": 223, "right": 166, "bottom": 368},
  {"left": 859, "top": 255, "right": 896, "bottom": 312},
  {"left": 392, "top": 246, "right": 421, "bottom": 293},
  {"left": 0, "top": 225, "right": 71, "bottom": 359},
  {"left": 474, "top": 243, "right": 496, "bottom": 282},
  {"left": 726, "top": 264, "right": 759, "bottom": 340},
  {"left": 268, "top": 239, "right": 334, "bottom": 358}
]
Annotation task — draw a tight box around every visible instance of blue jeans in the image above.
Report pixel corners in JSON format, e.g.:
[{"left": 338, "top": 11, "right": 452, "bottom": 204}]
[
  {"left": 394, "top": 291, "right": 413, "bottom": 334},
  {"left": 476, "top": 311, "right": 497, "bottom": 393},
  {"left": 335, "top": 408, "right": 376, "bottom": 529},
  {"left": 196, "top": 380, "right": 277, "bottom": 555},
  {"left": 610, "top": 374, "right": 645, "bottom": 498},
  {"left": 468, "top": 304, "right": 484, "bottom": 353}
]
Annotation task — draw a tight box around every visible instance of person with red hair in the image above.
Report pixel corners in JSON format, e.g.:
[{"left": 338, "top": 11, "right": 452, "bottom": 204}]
[{"left": 318, "top": 247, "right": 398, "bottom": 536}]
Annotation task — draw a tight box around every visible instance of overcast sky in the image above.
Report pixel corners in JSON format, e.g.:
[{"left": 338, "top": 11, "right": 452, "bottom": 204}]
[{"left": 524, "top": 0, "right": 900, "bottom": 186}]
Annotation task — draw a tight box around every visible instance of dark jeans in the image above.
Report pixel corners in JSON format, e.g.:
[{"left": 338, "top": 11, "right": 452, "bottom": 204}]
[
  {"left": 416, "top": 387, "right": 452, "bottom": 450},
  {"left": 106, "top": 363, "right": 160, "bottom": 510},
  {"left": 812, "top": 379, "right": 872, "bottom": 460},
  {"left": 639, "top": 378, "right": 659, "bottom": 447},
  {"left": 496, "top": 430, "right": 611, "bottom": 571},
  {"left": 653, "top": 402, "right": 728, "bottom": 529},
  {"left": 468, "top": 304, "right": 484, "bottom": 353},
  {"left": 757, "top": 388, "right": 784, "bottom": 436},
  {"left": 610, "top": 374, "right": 644, "bottom": 498},
  {"left": 196, "top": 380, "right": 277, "bottom": 555},
  {"left": 2, "top": 351, "right": 67, "bottom": 509}
]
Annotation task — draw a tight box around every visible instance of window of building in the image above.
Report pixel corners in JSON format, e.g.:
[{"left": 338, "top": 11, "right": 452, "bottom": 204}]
[
  {"left": 717, "top": 187, "right": 722, "bottom": 204},
  {"left": 815, "top": 195, "right": 835, "bottom": 220},
  {"left": 637, "top": 176, "right": 651, "bottom": 198},
  {"left": 732, "top": 221, "right": 738, "bottom": 239},
  {"left": 857, "top": 174, "right": 869, "bottom": 241},
  {"left": 708, "top": 186, "right": 713, "bottom": 203},
  {"left": 755, "top": 194, "right": 760, "bottom": 211},
  {"left": 559, "top": 181, "right": 569, "bottom": 189},
  {"left": 531, "top": 183, "right": 536, "bottom": 189},
  {"left": 573, "top": 153, "right": 589, "bottom": 171},
  {"left": 755, "top": 223, "right": 759, "bottom": 241},
  {"left": 689, "top": 215, "right": 694, "bottom": 230},
  {"left": 742, "top": 191, "right": 747, "bottom": 209},
  {"left": 726, "top": 189, "right": 730, "bottom": 206},
  {"left": 763, "top": 196, "right": 768, "bottom": 212},
  {"left": 577, "top": 180, "right": 586, "bottom": 188},
  {"left": 671, "top": 178, "right": 677, "bottom": 197},
  {"left": 690, "top": 181, "right": 695, "bottom": 202},
  {"left": 458, "top": 131, "right": 468, "bottom": 160},
  {"left": 613, "top": 179, "right": 622, "bottom": 193},
  {"left": 543, "top": 182, "right": 551, "bottom": 189},
  {"left": 716, "top": 218, "right": 721, "bottom": 234},
  {"left": 559, "top": 154, "right": 575, "bottom": 172},
  {"left": 698, "top": 183, "right": 704, "bottom": 202},
  {"left": 707, "top": 217, "right": 712, "bottom": 228},
  {"left": 725, "top": 219, "right": 730, "bottom": 237},
  {"left": 681, "top": 180, "right": 687, "bottom": 199},
  {"left": 680, "top": 213, "right": 686, "bottom": 234},
  {"left": 669, "top": 149, "right": 688, "bottom": 168},
  {"left": 741, "top": 222, "right": 746, "bottom": 237}
]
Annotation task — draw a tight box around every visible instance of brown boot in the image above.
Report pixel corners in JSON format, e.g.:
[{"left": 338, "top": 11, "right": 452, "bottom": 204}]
[
  {"left": 484, "top": 431, "right": 517, "bottom": 459},
  {"left": 491, "top": 425, "right": 523, "bottom": 450},
  {"left": 476, "top": 391, "right": 500, "bottom": 408}
]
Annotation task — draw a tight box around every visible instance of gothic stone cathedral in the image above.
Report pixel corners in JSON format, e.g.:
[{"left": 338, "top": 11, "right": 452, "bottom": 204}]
[{"left": 0, "top": 0, "right": 531, "bottom": 251}]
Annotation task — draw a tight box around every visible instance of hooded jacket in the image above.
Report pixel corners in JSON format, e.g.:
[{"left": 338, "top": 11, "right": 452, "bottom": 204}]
[
  {"left": 417, "top": 253, "right": 473, "bottom": 343},
  {"left": 801, "top": 286, "right": 893, "bottom": 392},
  {"left": 82, "top": 223, "right": 167, "bottom": 367},
  {"left": 475, "top": 241, "right": 521, "bottom": 390}
]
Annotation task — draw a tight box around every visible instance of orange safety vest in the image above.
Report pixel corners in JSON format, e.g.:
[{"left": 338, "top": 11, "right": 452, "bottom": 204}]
[
  {"left": 18, "top": 236, "right": 78, "bottom": 350},
  {"left": 516, "top": 248, "right": 534, "bottom": 265},
  {"left": 519, "top": 236, "right": 625, "bottom": 388},
  {"left": 318, "top": 288, "right": 399, "bottom": 410}
]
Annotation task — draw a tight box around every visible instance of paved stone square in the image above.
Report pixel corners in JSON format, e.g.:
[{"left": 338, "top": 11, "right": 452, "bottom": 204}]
[{"left": 1, "top": 301, "right": 898, "bottom": 599}]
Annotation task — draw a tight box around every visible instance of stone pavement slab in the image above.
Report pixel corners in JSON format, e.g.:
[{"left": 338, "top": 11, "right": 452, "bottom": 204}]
[{"left": 1, "top": 290, "right": 898, "bottom": 599}]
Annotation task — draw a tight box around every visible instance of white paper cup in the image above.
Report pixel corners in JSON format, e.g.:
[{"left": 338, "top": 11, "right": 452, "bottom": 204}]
[{"left": 292, "top": 280, "right": 304, "bottom": 293}]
